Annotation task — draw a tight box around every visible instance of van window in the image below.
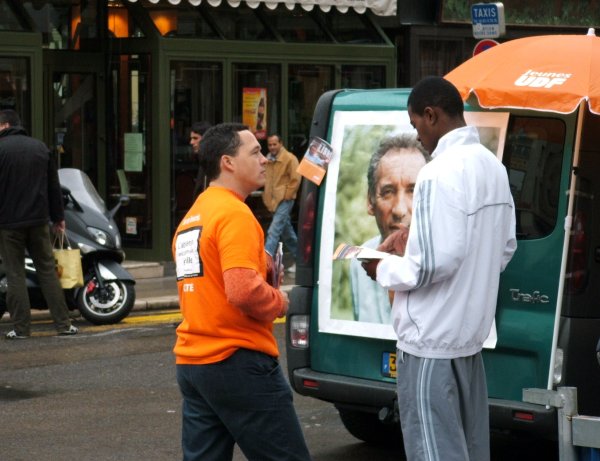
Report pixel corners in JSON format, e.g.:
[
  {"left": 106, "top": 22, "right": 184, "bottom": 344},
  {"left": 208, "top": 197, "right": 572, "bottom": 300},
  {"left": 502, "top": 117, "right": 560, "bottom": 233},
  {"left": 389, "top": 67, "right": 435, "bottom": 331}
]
[{"left": 502, "top": 116, "right": 566, "bottom": 240}]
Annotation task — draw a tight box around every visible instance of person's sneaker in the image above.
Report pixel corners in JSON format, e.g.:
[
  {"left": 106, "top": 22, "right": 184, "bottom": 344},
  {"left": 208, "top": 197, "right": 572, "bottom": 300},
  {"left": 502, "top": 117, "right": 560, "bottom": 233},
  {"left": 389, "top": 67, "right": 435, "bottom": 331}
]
[
  {"left": 5, "top": 330, "right": 29, "bottom": 340},
  {"left": 58, "top": 325, "right": 78, "bottom": 336},
  {"left": 286, "top": 263, "right": 296, "bottom": 273}
]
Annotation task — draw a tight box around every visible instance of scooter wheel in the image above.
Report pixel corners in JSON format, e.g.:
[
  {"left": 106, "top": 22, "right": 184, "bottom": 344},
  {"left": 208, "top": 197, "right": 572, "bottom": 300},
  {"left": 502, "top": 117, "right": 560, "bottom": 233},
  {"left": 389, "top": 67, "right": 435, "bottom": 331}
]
[{"left": 76, "top": 277, "right": 135, "bottom": 325}]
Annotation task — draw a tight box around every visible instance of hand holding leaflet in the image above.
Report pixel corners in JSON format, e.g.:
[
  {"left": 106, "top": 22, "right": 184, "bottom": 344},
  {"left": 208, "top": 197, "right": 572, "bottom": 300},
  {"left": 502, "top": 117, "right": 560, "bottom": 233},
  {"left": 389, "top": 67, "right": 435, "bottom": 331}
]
[
  {"left": 334, "top": 225, "right": 410, "bottom": 282},
  {"left": 333, "top": 224, "right": 410, "bottom": 261}
]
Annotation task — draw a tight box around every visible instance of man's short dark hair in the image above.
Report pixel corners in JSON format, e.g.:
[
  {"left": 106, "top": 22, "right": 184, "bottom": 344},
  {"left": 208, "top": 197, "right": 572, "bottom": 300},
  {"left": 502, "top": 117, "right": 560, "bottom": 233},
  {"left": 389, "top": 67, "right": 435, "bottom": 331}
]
[
  {"left": 199, "top": 123, "right": 249, "bottom": 182},
  {"left": 367, "top": 133, "right": 430, "bottom": 201},
  {"left": 191, "top": 121, "right": 212, "bottom": 136},
  {"left": 407, "top": 76, "right": 464, "bottom": 118},
  {"left": 0, "top": 109, "right": 21, "bottom": 127},
  {"left": 267, "top": 134, "right": 281, "bottom": 142}
]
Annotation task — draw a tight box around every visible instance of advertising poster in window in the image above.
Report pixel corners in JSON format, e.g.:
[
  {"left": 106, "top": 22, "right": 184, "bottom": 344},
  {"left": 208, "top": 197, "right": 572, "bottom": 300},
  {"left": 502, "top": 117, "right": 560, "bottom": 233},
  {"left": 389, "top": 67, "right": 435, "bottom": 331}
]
[
  {"left": 242, "top": 87, "right": 267, "bottom": 140},
  {"left": 318, "top": 110, "right": 509, "bottom": 340}
]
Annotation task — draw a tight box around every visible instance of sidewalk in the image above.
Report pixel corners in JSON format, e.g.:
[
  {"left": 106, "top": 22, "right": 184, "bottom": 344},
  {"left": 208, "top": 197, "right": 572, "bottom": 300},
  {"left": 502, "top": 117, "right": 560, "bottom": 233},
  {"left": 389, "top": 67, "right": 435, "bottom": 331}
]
[
  {"left": 127, "top": 261, "right": 296, "bottom": 313},
  {"left": 1, "top": 260, "right": 296, "bottom": 323}
]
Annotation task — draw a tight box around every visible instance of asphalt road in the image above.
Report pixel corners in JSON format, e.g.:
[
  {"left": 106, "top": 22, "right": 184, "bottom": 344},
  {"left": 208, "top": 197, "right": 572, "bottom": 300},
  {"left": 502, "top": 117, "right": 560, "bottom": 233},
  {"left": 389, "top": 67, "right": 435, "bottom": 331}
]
[{"left": 0, "top": 311, "right": 558, "bottom": 461}]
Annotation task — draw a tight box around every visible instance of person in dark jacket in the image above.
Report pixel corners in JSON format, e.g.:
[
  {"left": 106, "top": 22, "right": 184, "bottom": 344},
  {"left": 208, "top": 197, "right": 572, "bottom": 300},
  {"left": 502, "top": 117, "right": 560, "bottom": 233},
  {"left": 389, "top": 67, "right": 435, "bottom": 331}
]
[
  {"left": 190, "top": 121, "right": 212, "bottom": 199},
  {"left": 0, "top": 109, "right": 78, "bottom": 339}
]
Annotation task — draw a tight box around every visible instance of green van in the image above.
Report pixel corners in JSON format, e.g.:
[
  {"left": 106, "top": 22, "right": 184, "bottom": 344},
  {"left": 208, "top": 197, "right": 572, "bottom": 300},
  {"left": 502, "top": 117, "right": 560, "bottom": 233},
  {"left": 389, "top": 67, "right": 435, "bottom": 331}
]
[{"left": 286, "top": 88, "right": 600, "bottom": 445}]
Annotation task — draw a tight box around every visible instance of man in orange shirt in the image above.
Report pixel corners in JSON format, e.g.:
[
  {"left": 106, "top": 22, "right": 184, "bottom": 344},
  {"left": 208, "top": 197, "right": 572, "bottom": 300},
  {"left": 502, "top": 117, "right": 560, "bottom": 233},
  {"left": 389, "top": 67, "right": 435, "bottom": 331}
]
[{"left": 172, "top": 123, "right": 311, "bottom": 461}]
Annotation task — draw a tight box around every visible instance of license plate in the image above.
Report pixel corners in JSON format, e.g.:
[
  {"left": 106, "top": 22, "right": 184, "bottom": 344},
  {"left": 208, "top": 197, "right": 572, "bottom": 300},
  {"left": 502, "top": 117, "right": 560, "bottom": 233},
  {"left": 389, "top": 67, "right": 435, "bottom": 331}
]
[{"left": 381, "top": 352, "right": 397, "bottom": 378}]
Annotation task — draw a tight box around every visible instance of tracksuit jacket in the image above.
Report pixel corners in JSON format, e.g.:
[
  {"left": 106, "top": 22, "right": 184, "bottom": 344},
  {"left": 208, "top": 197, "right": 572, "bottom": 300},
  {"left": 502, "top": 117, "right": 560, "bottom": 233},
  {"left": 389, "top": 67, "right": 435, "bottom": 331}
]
[{"left": 376, "top": 126, "right": 517, "bottom": 359}]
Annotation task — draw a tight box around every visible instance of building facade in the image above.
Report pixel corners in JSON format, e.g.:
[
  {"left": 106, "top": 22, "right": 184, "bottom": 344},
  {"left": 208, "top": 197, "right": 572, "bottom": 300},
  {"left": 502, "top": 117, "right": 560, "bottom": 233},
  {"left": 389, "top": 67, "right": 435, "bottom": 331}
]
[{"left": 0, "top": 0, "right": 596, "bottom": 260}]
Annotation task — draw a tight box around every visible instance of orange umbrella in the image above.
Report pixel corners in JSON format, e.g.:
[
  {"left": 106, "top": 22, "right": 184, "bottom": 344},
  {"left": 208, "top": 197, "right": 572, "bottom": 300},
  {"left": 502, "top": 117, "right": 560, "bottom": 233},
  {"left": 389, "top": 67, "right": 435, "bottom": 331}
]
[
  {"left": 445, "top": 28, "right": 600, "bottom": 115},
  {"left": 447, "top": 29, "right": 600, "bottom": 392}
]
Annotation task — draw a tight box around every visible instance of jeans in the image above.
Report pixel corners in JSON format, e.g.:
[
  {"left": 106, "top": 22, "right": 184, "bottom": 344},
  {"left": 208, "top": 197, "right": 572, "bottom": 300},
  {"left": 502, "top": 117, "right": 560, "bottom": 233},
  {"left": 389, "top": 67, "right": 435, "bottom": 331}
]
[
  {"left": 265, "top": 200, "right": 297, "bottom": 257},
  {"left": 0, "top": 225, "right": 71, "bottom": 335},
  {"left": 176, "top": 348, "right": 311, "bottom": 461}
]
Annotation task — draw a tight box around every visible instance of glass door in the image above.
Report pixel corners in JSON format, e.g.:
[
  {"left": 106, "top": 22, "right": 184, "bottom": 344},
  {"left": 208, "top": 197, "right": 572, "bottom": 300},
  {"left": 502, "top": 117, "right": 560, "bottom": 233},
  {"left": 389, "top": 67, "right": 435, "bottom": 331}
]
[
  {"left": 45, "top": 53, "right": 103, "bottom": 190},
  {"left": 51, "top": 72, "right": 98, "bottom": 184},
  {"left": 107, "top": 54, "right": 153, "bottom": 249}
]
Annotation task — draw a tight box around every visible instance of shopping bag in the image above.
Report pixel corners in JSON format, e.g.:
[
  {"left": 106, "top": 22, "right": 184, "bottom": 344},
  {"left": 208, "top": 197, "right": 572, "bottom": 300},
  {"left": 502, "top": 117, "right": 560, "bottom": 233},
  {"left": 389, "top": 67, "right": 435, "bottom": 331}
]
[{"left": 53, "top": 232, "right": 84, "bottom": 289}]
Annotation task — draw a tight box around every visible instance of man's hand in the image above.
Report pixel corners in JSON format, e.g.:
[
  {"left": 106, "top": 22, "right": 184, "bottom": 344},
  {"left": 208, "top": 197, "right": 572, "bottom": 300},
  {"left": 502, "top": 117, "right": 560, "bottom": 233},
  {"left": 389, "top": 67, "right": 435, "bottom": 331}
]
[
  {"left": 265, "top": 251, "right": 275, "bottom": 285},
  {"left": 361, "top": 259, "right": 380, "bottom": 281},
  {"left": 362, "top": 225, "right": 410, "bottom": 282},
  {"left": 53, "top": 220, "right": 66, "bottom": 234},
  {"left": 278, "top": 291, "right": 289, "bottom": 318},
  {"left": 378, "top": 224, "right": 409, "bottom": 256},
  {"left": 265, "top": 250, "right": 284, "bottom": 288}
]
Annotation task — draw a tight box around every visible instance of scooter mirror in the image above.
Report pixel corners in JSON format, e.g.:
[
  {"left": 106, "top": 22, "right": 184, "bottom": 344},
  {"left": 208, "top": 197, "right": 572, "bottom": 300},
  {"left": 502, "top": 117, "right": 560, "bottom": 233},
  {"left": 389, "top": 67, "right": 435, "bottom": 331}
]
[{"left": 61, "top": 185, "right": 72, "bottom": 204}]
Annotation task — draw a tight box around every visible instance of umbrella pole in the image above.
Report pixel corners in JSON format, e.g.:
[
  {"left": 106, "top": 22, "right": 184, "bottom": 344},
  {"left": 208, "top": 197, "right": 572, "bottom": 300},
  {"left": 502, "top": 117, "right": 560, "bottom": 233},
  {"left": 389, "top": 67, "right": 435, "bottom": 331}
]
[{"left": 547, "top": 100, "right": 586, "bottom": 390}]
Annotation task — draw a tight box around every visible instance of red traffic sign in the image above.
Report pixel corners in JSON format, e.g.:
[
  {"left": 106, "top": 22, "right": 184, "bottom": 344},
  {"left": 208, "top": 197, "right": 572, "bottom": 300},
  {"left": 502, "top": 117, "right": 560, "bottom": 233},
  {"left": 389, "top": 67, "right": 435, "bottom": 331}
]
[{"left": 473, "top": 39, "right": 499, "bottom": 56}]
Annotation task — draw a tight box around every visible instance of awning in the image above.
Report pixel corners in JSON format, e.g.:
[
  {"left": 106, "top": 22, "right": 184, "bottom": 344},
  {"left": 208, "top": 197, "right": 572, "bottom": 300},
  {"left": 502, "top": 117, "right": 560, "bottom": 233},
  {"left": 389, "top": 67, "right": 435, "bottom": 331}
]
[{"left": 125, "top": 0, "right": 397, "bottom": 17}]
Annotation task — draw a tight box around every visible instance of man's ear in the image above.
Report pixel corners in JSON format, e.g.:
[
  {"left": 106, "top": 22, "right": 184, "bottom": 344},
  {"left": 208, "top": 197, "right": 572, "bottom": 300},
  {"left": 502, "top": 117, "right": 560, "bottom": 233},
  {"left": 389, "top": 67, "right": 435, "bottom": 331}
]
[
  {"left": 367, "top": 197, "right": 376, "bottom": 216},
  {"left": 220, "top": 154, "right": 235, "bottom": 173},
  {"left": 423, "top": 106, "right": 437, "bottom": 125}
]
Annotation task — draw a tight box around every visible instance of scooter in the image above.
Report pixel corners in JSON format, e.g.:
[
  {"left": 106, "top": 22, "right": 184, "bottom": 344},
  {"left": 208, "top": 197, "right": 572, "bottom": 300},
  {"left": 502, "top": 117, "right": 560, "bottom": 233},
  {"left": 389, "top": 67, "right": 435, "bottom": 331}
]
[{"left": 0, "top": 168, "right": 136, "bottom": 325}]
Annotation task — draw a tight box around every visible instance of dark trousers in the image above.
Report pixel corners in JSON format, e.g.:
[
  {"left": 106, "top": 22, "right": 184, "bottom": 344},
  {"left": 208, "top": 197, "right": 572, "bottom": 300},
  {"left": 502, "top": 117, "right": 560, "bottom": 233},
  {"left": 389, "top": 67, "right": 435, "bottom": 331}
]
[
  {"left": 0, "top": 225, "right": 71, "bottom": 335},
  {"left": 176, "top": 348, "right": 312, "bottom": 461}
]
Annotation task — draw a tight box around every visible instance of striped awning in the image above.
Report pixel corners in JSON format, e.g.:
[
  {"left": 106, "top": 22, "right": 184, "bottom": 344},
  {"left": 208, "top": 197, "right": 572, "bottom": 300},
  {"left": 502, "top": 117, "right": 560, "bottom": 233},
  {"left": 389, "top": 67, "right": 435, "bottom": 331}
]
[{"left": 124, "top": 0, "right": 397, "bottom": 16}]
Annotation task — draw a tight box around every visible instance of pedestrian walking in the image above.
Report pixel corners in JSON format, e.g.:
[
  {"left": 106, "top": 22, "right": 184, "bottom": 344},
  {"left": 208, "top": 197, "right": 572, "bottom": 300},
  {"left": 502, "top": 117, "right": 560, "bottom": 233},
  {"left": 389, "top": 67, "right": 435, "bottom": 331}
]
[{"left": 262, "top": 134, "right": 301, "bottom": 271}]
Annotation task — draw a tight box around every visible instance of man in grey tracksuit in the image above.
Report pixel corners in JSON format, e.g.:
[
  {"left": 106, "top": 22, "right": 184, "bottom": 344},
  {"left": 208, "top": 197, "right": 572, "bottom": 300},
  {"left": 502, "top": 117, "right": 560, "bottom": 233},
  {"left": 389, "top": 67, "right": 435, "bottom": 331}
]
[{"left": 364, "top": 77, "right": 517, "bottom": 461}]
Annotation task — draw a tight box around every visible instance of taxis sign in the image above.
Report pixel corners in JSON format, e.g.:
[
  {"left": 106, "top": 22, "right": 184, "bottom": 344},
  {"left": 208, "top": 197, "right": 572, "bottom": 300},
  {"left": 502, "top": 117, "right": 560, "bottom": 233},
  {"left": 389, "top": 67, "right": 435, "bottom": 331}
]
[{"left": 471, "top": 2, "right": 505, "bottom": 39}]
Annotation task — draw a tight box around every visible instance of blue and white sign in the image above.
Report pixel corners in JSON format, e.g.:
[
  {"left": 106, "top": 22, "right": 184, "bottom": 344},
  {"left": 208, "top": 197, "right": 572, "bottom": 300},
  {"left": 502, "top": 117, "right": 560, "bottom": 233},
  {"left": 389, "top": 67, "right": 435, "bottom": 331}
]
[{"left": 471, "top": 2, "right": 505, "bottom": 39}]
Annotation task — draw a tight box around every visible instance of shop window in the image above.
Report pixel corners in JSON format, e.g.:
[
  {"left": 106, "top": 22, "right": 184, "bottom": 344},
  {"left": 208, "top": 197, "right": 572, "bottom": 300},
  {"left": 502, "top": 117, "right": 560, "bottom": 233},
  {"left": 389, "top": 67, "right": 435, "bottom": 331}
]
[
  {"left": 52, "top": 72, "right": 98, "bottom": 185},
  {"left": 232, "top": 63, "right": 280, "bottom": 143},
  {"left": 341, "top": 65, "right": 386, "bottom": 88},
  {"left": 108, "top": 54, "right": 153, "bottom": 249},
  {"left": 24, "top": 0, "right": 99, "bottom": 50},
  {"left": 232, "top": 62, "right": 280, "bottom": 227},
  {"left": 0, "top": 57, "right": 31, "bottom": 131},
  {"left": 170, "top": 60, "right": 223, "bottom": 232},
  {"left": 288, "top": 64, "right": 334, "bottom": 155}
]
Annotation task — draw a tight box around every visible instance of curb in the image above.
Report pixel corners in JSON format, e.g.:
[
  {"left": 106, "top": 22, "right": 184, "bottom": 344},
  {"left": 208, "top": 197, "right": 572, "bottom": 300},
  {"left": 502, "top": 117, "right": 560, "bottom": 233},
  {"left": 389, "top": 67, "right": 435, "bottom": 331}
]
[
  {"left": 3, "top": 284, "right": 295, "bottom": 324},
  {"left": 133, "top": 296, "right": 180, "bottom": 312}
]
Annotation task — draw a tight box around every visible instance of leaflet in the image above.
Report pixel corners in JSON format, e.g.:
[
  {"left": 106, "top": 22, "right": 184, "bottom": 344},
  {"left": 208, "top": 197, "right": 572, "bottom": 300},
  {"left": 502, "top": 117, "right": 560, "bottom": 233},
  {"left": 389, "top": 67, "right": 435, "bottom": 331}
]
[
  {"left": 332, "top": 243, "right": 390, "bottom": 261},
  {"left": 296, "top": 137, "right": 334, "bottom": 186}
]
